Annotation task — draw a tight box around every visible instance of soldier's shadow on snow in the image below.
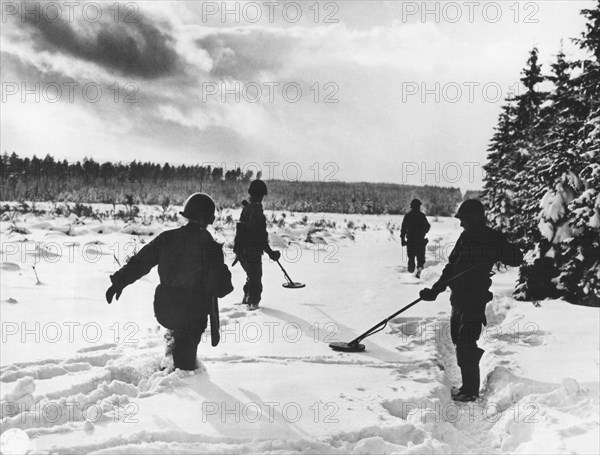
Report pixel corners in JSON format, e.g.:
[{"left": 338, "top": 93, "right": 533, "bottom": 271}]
[
  {"left": 263, "top": 306, "right": 401, "bottom": 363},
  {"left": 239, "top": 387, "right": 313, "bottom": 439},
  {"left": 162, "top": 373, "right": 307, "bottom": 440}
]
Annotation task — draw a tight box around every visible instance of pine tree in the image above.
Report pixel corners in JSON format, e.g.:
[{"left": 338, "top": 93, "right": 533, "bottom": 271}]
[
  {"left": 482, "top": 100, "right": 518, "bottom": 232},
  {"left": 483, "top": 48, "right": 547, "bottom": 246},
  {"left": 510, "top": 48, "right": 549, "bottom": 246},
  {"left": 556, "top": 1, "right": 600, "bottom": 304},
  {"left": 558, "top": 108, "right": 600, "bottom": 305},
  {"left": 516, "top": 2, "right": 600, "bottom": 304},
  {"left": 513, "top": 48, "right": 577, "bottom": 300}
]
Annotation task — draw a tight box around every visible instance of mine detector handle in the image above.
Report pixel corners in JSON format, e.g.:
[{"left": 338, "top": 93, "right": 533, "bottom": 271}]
[
  {"left": 276, "top": 260, "right": 294, "bottom": 285},
  {"left": 347, "top": 298, "right": 422, "bottom": 347},
  {"left": 348, "top": 262, "right": 486, "bottom": 347}
]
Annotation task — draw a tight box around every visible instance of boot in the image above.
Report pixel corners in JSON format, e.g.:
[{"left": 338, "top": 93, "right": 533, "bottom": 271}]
[
  {"left": 452, "top": 390, "right": 478, "bottom": 402},
  {"left": 415, "top": 267, "right": 423, "bottom": 278},
  {"left": 452, "top": 365, "right": 480, "bottom": 401},
  {"left": 171, "top": 332, "right": 200, "bottom": 371},
  {"left": 247, "top": 300, "right": 260, "bottom": 311}
]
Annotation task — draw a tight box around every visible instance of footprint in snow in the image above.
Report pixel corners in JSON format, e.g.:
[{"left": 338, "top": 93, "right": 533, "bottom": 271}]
[
  {"left": 225, "top": 310, "right": 248, "bottom": 319},
  {"left": 77, "top": 343, "right": 118, "bottom": 353},
  {"left": 1, "top": 262, "right": 21, "bottom": 272}
]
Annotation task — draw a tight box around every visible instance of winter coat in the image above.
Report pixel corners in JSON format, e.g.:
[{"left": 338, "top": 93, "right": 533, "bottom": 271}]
[
  {"left": 401, "top": 210, "right": 431, "bottom": 243},
  {"left": 110, "top": 224, "right": 233, "bottom": 331},
  {"left": 233, "top": 200, "right": 271, "bottom": 260},
  {"left": 433, "top": 225, "right": 523, "bottom": 311}
]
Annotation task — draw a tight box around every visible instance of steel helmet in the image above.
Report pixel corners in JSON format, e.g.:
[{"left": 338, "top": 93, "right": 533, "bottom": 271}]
[
  {"left": 248, "top": 179, "right": 268, "bottom": 197},
  {"left": 410, "top": 198, "right": 422, "bottom": 208},
  {"left": 180, "top": 193, "right": 216, "bottom": 223},
  {"left": 455, "top": 199, "right": 486, "bottom": 222}
]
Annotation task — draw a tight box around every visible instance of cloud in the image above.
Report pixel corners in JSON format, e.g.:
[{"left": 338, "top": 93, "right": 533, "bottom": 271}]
[
  {"left": 2, "top": 0, "right": 594, "bottom": 189},
  {"left": 195, "top": 27, "right": 297, "bottom": 80},
  {"left": 190, "top": 21, "right": 449, "bottom": 84},
  {"left": 19, "top": 3, "right": 180, "bottom": 79}
]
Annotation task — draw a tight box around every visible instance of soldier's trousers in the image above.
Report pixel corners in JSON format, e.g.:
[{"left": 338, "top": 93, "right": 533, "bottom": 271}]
[
  {"left": 450, "top": 306, "right": 486, "bottom": 395},
  {"left": 240, "top": 258, "right": 263, "bottom": 304},
  {"left": 407, "top": 240, "right": 426, "bottom": 270},
  {"left": 165, "top": 321, "right": 207, "bottom": 371}
]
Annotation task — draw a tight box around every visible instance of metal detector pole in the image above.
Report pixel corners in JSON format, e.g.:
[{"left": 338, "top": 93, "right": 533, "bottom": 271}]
[
  {"left": 346, "top": 262, "right": 487, "bottom": 348},
  {"left": 348, "top": 298, "right": 421, "bottom": 346},
  {"left": 276, "top": 260, "right": 294, "bottom": 285}
]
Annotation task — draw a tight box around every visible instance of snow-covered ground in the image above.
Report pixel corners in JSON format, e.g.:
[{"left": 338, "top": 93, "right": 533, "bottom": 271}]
[{"left": 1, "top": 206, "right": 598, "bottom": 454}]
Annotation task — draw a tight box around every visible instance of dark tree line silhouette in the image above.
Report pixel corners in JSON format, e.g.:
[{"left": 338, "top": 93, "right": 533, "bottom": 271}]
[{"left": 0, "top": 153, "right": 463, "bottom": 216}]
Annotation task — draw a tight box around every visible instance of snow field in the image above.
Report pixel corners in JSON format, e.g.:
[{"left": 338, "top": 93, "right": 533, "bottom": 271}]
[{"left": 1, "top": 208, "right": 598, "bottom": 454}]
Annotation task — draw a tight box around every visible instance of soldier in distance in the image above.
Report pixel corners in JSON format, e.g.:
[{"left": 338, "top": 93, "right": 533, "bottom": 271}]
[
  {"left": 401, "top": 198, "right": 431, "bottom": 278},
  {"left": 233, "top": 180, "right": 281, "bottom": 311}
]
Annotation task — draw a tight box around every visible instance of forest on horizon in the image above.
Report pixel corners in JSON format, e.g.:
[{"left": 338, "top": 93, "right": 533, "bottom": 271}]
[{"left": 0, "top": 152, "right": 465, "bottom": 216}]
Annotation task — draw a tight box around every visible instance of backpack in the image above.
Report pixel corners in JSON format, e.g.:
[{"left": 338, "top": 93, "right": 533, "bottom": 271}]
[
  {"left": 203, "top": 241, "right": 234, "bottom": 298},
  {"left": 206, "top": 261, "right": 234, "bottom": 298}
]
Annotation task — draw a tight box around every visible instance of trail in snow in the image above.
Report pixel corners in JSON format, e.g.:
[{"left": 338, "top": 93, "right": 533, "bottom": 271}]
[{"left": 1, "top": 207, "right": 598, "bottom": 454}]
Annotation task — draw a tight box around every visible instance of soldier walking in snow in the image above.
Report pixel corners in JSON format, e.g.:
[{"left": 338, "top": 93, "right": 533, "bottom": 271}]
[
  {"left": 233, "top": 180, "right": 281, "bottom": 310},
  {"left": 401, "top": 199, "right": 431, "bottom": 278},
  {"left": 105, "top": 193, "right": 233, "bottom": 371},
  {"left": 419, "top": 199, "right": 523, "bottom": 402}
]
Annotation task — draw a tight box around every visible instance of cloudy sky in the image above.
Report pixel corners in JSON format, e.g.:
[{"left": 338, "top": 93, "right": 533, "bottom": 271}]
[{"left": 1, "top": 0, "right": 595, "bottom": 190}]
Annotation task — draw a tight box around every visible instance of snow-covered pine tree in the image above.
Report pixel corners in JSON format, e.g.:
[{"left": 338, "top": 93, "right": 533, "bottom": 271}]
[
  {"left": 514, "top": 47, "right": 581, "bottom": 300},
  {"left": 482, "top": 100, "right": 518, "bottom": 232},
  {"left": 483, "top": 48, "right": 547, "bottom": 248},
  {"left": 554, "top": 2, "right": 600, "bottom": 304},
  {"left": 516, "top": 2, "right": 600, "bottom": 304},
  {"left": 510, "top": 48, "right": 549, "bottom": 247},
  {"left": 558, "top": 108, "right": 600, "bottom": 305}
]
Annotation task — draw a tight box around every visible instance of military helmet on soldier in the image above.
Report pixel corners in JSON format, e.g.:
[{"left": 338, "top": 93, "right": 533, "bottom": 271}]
[
  {"left": 410, "top": 198, "right": 422, "bottom": 208},
  {"left": 180, "top": 193, "right": 216, "bottom": 224},
  {"left": 248, "top": 179, "right": 268, "bottom": 197},
  {"left": 455, "top": 199, "right": 486, "bottom": 222}
]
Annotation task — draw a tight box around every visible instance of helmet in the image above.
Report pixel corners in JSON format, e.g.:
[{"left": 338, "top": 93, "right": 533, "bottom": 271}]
[
  {"left": 248, "top": 179, "right": 268, "bottom": 197},
  {"left": 455, "top": 199, "right": 485, "bottom": 222},
  {"left": 180, "top": 193, "right": 216, "bottom": 223},
  {"left": 410, "top": 198, "right": 422, "bottom": 208}
]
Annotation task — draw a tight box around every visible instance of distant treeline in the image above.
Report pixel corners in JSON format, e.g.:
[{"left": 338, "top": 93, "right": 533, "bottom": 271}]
[{"left": 0, "top": 153, "right": 463, "bottom": 215}]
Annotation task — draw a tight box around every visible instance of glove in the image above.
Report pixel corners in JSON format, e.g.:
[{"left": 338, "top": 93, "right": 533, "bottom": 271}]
[
  {"left": 419, "top": 288, "right": 440, "bottom": 301},
  {"left": 105, "top": 285, "right": 123, "bottom": 304},
  {"left": 401, "top": 238, "right": 407, "bottom": 246},
  {"left": 268, "top": 250, "right": 281, "bottom": 261}
]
